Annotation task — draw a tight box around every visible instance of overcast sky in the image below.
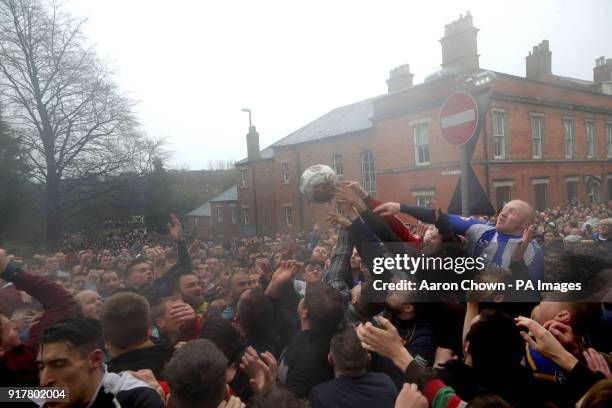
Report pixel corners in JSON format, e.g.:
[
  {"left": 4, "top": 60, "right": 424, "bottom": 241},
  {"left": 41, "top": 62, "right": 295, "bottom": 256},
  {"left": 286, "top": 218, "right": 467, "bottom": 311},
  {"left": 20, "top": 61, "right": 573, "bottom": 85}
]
[{"left": 68, "top": 0, "right": 612, "bottom": 170}]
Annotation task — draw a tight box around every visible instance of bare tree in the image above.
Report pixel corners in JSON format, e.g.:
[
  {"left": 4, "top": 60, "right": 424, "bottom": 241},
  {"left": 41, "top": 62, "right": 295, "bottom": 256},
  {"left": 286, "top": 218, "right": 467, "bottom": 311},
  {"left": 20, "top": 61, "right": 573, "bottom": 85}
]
[
  {"left": 206, "top": 159, "right": 236, "bottom": 170},
  {"left": 0, "top": 0, "right": 152, "bottom": 250}
]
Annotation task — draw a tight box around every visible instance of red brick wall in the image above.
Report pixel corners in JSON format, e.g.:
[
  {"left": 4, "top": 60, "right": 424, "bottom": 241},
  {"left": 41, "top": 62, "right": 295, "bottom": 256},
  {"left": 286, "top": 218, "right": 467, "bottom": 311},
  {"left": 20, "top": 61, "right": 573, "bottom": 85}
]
[
  {"left": 234, "top": 75, "right": 612, "bottom": 238},
  {"left": 187, "top": 201, "right": 240, "bottom": 240}
]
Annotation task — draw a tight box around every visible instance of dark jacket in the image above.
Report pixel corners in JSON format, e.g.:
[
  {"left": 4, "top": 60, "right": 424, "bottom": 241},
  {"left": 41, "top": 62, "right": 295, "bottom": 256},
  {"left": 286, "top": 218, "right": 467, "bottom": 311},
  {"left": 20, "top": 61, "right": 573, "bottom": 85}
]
[
  {"left": 404, "top": 358, "right": 542, "bottom": 408},
  {"left": 370, "top": 317, "right": 435, "bottom": 390},
  {"left": 309, "top": 372, "right": 397, "bottom": 408},
  {"left": 280, "top": 330, "right": 334, "bottom": 397},
  {"left": 0, "top": 265, "right": 78, "bottom": 387},
  {"left": 107, "top": 337, "right": 174, "bottom": 380}
]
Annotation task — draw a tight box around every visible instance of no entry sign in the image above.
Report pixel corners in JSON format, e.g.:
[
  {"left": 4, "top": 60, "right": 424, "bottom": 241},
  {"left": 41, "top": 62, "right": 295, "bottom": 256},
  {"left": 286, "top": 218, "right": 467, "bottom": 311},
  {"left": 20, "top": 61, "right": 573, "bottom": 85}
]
[{"left": 440, "top": 91, "right": 479, "bottom": 146}]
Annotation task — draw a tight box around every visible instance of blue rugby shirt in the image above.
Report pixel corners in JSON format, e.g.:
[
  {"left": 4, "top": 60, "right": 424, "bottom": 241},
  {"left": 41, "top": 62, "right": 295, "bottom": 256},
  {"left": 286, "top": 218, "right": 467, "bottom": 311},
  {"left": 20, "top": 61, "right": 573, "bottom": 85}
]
[{"left": 448, "top": 215, "right": 544, "bottom": 282}]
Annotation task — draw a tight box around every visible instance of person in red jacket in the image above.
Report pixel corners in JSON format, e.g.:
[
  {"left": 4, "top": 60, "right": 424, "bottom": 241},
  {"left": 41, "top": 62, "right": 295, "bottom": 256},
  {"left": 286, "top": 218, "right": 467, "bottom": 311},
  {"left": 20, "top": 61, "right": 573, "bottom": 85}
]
[
  {"left": 0, "top": 248, "right": 79, "bottom": 387},
  {"left": 340, "top": 181, "right": 422, "bottom": 245}
]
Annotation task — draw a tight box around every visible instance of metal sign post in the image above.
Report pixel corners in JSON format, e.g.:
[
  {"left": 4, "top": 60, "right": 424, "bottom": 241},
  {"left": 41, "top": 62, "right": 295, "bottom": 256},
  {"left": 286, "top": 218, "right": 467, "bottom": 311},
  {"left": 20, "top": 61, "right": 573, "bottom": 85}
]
[{"left": 440, "top": 91, "right": 479, "bottom": 216}]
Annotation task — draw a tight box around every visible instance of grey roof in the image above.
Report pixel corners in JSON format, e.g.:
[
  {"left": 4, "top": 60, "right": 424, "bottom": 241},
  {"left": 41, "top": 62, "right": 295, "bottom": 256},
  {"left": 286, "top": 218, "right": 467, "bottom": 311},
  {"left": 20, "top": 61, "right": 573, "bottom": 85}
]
[
  {"left": 187, "top": 186, "right": 237, "bottom": 217},
  {"left": 210, "top": 185, "right": 238, "bottom": 202},
  {"left": 187, "top": 202, "right": 211, "bottom": 217},
  {"left": 235, "top": 146, "right": 274, "bottom": 166},
  {"left": 236, "top": 98, "right": 375, "bottom": 165},
  {"left": 272, "top": 98, "right": 375, "bottom": 147}
]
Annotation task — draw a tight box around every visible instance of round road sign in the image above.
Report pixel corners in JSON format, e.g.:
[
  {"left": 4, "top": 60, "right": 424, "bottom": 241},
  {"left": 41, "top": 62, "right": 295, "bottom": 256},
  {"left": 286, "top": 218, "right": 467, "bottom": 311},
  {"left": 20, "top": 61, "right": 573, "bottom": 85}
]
[{"left": 439, "top": 91, "right": 479, "bottom": 146}]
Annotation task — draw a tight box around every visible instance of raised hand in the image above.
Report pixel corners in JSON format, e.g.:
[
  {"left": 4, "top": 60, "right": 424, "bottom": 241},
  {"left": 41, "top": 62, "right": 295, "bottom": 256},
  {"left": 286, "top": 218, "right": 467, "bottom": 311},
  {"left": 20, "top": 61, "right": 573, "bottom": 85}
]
[
  {"left": 543, "top": 320, "right": 580, "bottom": 356},
  {"left": 433, "top": 347, "right": 457, "bottom": 368},
  {"left": 583, "top": 348, "right": 612, "bottom": 378},
  {"left": 271, "top": 260, "right": 301, "bottom": 284},
  {"left": 395, "top": 383, "right": 428, "bottom": 408},
  {"left": 511, "top": 224, "right": 534, "bottom": 262},
  {"left": 340, "top": 180, "right": 368, "bottom": 200},
  {"left": 334, "top": 184, "right": 366, "bottom": 212},
  {"left": 356, "top": 317, "right": 412, "bottom": 371},
  {"left": 515, "top": 316, "right": 578, "bottom": 371},
  {"left": 326, "top": 211, "right": 352, "bottom": 229},
  {"left": 169, "top": 301, "right": 196, "bottom": 328},
  {"left": 239, "top": 346, "right": 278, "bottom": 394},
  {"left": 188, "top": 239, "right": 202, "bottom": 259},
  {"left": 415, "top": 223, "right": 428, "bottom": 240},
  {"left": 154, "top": 247, "right": 166, "bottom": 261},
  {"left": 373, "top": 202, "right": 401, "bottom": 217},
  {"left": 167, "top": 213, "right": 183, "bottom": 241}
]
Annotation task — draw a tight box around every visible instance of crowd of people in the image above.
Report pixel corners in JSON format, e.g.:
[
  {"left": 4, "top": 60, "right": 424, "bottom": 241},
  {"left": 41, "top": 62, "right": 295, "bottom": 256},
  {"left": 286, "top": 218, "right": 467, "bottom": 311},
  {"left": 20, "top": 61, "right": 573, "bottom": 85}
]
[{"left": 0, "top": 180, "right": 611, "bottom": 408}]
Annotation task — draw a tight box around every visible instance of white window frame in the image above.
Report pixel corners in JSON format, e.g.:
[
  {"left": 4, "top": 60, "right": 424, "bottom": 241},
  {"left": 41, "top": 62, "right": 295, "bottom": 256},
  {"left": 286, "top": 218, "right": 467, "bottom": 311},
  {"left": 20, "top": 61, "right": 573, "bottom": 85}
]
[
  {"left": 492, "top": 180, "right": 514, "bottom": 188},
  {"left": 586, "top": 121, "right": 596, "bottom": 159},
  {"left": 413, "top": 122, "right": 430, "bottom": 165},
  {"left": 242, "top": 207, "right": 250, "bottom": 225},
  {"left": 532, "top": 178, "right": 550, "bottom": 185},
  {"left": 361, "top": 149, "right": 376, "bottom": 197},
  {"left": 587, "top": 178, "right": 601, "bottom": 203},
  {"left": 412, "top": 190, "right": 435, "bottom": 208},
  {"left": 530, "top": 114, "right": 543, "bottom": 159},
  {"left": 240, "top": 168, "right": 248, "bottom": 188},
  {"left": 332, "top": 153, "right": 344, "bottom": 177},
  {"left": 563, "top": 118, "right": 575, "bottom": 159},
  {"left": 230, "top": 206, "right": 237, "bottom": 224},
  {"left": 281, "top": 161, "right": 290, "bottom": 184},
  {"left": 284, "top": 206, "right": 293, "bottom": 227},
  {"left": 492, "top": 110, "right": 506, "bottom": 159},
  {"left": 216, "top": 206, "right": 222, "bottom": 224},
  {"left": 606, "top": 123, "right": 612, "bottom": 158}
]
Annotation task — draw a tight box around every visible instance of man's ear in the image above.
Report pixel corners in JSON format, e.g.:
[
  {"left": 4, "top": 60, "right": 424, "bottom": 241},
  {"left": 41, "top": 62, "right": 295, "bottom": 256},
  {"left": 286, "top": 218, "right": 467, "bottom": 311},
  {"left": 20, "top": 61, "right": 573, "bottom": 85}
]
[
  {"left": 327, "top": 352, "right": 333, "bottom": 368},
  {"left": 89, "top": 349, "right": 105, "bottom": 370},
  {"left": 155, "top": 318, "right": 165, "bottom": 329},
  {"left": 556, "top": 310, "right": 571, "bottom": 324}
]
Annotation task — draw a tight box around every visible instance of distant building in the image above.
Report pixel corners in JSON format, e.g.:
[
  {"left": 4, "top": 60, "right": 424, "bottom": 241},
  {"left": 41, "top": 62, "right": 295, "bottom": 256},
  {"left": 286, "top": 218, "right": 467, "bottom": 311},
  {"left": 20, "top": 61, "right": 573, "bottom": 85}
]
[
  {"left": 232, "top": 12, "right": 612, "bottom": 237},
  {"left": 186, "top": 186, "right": 239, "bottom": 239}
]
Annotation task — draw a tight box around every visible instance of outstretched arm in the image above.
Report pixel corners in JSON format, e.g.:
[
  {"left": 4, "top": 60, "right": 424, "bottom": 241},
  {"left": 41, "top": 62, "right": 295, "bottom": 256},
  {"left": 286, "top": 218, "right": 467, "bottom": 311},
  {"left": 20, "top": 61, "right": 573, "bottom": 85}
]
[
  {"left": 0, "top": 249, "right": 78, "bottom": 348},
  {"left": 323, "top": 228, "right": 353, "bottom": 303}
]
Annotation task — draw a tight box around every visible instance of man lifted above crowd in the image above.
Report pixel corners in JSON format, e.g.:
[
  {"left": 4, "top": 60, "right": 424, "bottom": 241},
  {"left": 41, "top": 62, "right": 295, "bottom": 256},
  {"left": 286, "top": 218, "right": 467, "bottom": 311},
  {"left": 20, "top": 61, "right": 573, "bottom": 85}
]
[{"left": 374, "top": 199, "right": 544, "bottom": 282}]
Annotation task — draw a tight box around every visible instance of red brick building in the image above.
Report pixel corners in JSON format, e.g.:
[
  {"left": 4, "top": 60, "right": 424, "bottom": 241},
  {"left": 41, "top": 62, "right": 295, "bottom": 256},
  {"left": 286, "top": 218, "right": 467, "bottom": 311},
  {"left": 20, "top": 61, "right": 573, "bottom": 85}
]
[
  {"left": 235, "top": 13, "right": 612, "bottom": 237},
  {"left": 186, "top": 186, "right": 240, "bottom": 239}
]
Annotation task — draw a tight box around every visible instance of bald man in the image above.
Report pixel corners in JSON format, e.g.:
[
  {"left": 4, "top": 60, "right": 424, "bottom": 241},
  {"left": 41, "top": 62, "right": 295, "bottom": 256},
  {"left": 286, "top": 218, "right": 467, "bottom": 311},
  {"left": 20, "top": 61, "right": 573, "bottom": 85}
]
[
  {"left": 374, "top": 199, "right": 543, "bottom": 282},
  {"left": 75, "top": 289, "right": 103, "bottom": 320}
]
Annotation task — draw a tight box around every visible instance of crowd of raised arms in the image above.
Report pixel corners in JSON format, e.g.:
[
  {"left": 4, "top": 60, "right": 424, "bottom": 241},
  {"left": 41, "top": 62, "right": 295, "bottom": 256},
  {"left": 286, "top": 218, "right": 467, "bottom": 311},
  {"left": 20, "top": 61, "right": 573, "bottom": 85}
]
[{"left": 1, "top": 181, "right": 611, "bottom": 408}]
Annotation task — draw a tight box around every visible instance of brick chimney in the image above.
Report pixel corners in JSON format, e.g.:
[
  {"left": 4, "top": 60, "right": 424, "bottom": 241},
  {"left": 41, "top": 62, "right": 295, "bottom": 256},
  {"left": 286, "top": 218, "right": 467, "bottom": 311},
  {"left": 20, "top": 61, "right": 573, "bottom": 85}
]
[
  {"left": 526, "top": 40, "right": 552, "bottom": 81},
  {"left": 386, "top": 64, "right": 414, "bottom": 93},
  {"left": 593, "top": 57, "right": 612, "bottom": 95},
  {"left": 594, "top": 56, "right": 612, "bottom": 82},
  {"left": 440, "top": 12, "right": 480, "bottom": 73},
  {"left": 246, "top": 126, "right": 260, "bottom": 161}
]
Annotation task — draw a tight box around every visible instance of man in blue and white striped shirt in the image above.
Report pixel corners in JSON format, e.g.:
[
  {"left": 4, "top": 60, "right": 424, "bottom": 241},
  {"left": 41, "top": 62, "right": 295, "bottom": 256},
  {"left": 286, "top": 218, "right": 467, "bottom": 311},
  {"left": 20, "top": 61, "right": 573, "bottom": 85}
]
[{"left": 374, "top": 200, "right": 544, "bottom": 283}]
